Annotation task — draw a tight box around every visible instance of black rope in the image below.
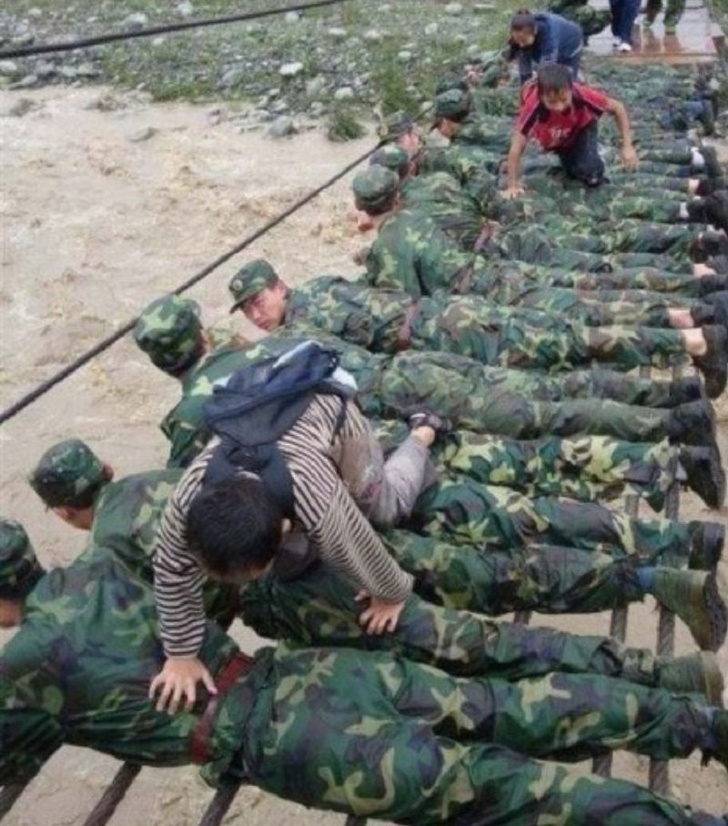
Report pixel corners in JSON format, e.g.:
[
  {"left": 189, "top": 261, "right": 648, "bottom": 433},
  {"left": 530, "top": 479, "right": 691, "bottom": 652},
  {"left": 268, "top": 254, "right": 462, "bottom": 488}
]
[
  {"left": 0, "top": 0, "right": 349, "bottom": 60},
  {"left": 82, "top": 763, "right": 142, "bottom": 826},
  {"left": 0, "top": 140, "right": 382, "bottom": 427},
  {"left": 0, "top": 783, "right": 28, "bottom": 820}
]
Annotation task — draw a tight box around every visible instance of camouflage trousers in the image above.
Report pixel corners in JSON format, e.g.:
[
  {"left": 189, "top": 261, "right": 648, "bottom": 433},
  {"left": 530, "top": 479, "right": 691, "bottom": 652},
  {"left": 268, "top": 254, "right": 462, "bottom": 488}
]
[
  {"left": 411, "top": 295, "right": 690, "bottom": 371},
  {"left": 240, "top": 563, "right": 691, "bottom": 684},
  {"left": 230, "top": 643, "right": 712, "bottom": 823},
  {"left": 410, "top": 478, "right": 695, "bottom": 560},
  {"left": 366, "top": 351, "right": 682, "bottom": 442}
]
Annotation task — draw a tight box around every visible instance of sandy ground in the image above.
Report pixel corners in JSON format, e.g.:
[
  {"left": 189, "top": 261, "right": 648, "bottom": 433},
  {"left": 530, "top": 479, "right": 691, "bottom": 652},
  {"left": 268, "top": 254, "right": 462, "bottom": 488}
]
[{"left": 0, "top": 85, "right": 727, "bottom": 824}]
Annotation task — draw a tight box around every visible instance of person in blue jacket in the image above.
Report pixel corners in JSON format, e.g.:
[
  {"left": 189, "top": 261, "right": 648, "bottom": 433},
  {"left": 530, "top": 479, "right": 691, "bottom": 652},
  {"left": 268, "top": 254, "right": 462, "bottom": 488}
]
[
  {"left": 507, "top": 9, "right": 584, "bottom": 86},
  {"left": 610, "top": 0, "right": 641, "bottom": 52}
]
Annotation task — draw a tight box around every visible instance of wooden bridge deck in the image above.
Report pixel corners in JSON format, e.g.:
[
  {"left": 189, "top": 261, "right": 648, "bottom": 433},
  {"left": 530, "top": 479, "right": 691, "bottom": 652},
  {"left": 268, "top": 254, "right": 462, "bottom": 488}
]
[{"left": 586, "top": 0, "right": 724, "bottom": 63}]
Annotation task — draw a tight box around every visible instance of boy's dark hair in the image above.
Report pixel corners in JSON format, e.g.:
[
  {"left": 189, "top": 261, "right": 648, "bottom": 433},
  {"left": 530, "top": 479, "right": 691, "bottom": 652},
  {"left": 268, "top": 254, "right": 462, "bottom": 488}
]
[
  {"left": 537, "top": 63, "right": 573, "bottom": 96},
  {"left": 187, "top": 476, "right": 283, "bottom": 578},
  {"left": 510, "top": 9, "right": 536, "bottom": 32}
]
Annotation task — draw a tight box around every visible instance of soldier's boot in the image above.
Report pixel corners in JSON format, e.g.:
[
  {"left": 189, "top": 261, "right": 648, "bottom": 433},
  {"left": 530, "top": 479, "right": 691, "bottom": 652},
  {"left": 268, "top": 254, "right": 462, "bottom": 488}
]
[
  {"left": 690, "top": 230, "right": 728, "bottom": 263},
  {"left": 650, "top": 569, "right": 727, "bottom": 651},
  {"left": 692, "top": 324, "right": 728, "bottom": 398},
  {"left": 701, "top": 708, "right": 728, "bottom": 775},
  {"left": 405, "top": 407, "right": 452, "bottom": 437},
  {"left": 692, "top": 301, "right": 720, "bottom": 327},
  {"left": 701, "top": 146, "right": 725, "bottom": 179},
  {"left": 663, "top": 0, "right": 686, "bottom": 33},
  {"left": 688, "top": 521, "right": 726, "bottom": 573},
  {"left": 657, "top": 652, "right": 724, "bottom": 705},
  {"left": 698, "top": 273, "right": 728, "bottom": 295},
  {"left": 668, "top": 375, "right": 705, "bottom": 406},
  {"left": 643, "top": 0, "right": 663, "bottom": 26},
  {"left": 704, "top": 291, "right": 728, "bottom": 332},
  {"left": 667, "top": 398, "right": 717, "bottom": 445},
  {"left": 690, "top": 193, "right": 728, "bottom": 234},
  {"left": 679, "top": 444, "right": 727, "bottom": 509}
]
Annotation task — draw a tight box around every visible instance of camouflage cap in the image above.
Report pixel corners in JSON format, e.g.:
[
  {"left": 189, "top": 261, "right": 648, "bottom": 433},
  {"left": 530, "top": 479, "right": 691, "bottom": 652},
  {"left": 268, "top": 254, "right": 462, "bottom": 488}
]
[
  {"left": 0, "top": 518, "right": 44, "bottom": 599},
  {"left": 376, "top": 110, "right": 415, "bottom": 143},
  {"left": 435, "top": 74, "right": 469, "bottom": 96},
  {"left": 433, "top": 88, "right": 472, "bottom": 122},
  {"left": 134, "top": 295, "right": 203, "bottom": 374},
  {"left": 228, "top": 259, "right": 278, "bottom": 313},
  {"left": 369, "top": 145, "right": 410, "bottom": 178},
  {"left": 353, "top": 166, "right": 400, "bottom": 214},
  {"left": 29, "top": 439, "right": 107, "bottom": 508}
]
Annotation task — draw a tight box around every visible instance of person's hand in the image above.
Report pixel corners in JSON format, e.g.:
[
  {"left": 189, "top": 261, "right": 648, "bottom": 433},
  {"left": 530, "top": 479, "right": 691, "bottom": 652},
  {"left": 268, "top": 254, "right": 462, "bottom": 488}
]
[
  {"left": 502, "top": 185, "right": 525, "bottom": 200},
  {"left": 149, "top": 656, "right": 217, "bottom": 714},
  {"left": 355, "top": 592, "right": 407, "bottom": 634},
  {"left": 620, "top": 144, "right": 638, "bottom": 171}
]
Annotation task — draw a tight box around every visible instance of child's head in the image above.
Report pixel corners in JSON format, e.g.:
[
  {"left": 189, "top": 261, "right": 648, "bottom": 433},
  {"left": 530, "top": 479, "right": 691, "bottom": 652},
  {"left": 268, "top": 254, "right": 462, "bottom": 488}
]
[
  {"left": 537, "top": 64, "right": 574, "bottom": 112},
  {"left": 510, "top": 9, "right": 536, "bottom": 48}
]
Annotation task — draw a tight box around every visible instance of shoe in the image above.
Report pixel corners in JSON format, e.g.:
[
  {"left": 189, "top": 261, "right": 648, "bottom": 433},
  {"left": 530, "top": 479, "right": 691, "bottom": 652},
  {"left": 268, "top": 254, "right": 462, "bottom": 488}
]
[
  {"left": 679, "top": 445, "right": 727, "bottom": 509},
  {"left": 701, "top": 146, "right": 724, "bottom": 179},
  {"left": 657, "top": 652, "right": 724, "bottom": 705},
  {"left": 405, "top": 407, "right": 451, "bottom": 435},
  {"left": 693, "top": 325, "right": 727, "bottom": 399},
  {"left": 664, "top": 24, "right": 677, "bottom": 35},
  {"left": 617, "top": 41, "right": 633, "bottom": 53},
  {"left": 667, "top": 398, "right": 717, "bottom": 445},
  {"left": 692, "top": 302, "right": 717, "bottom": 326},
  {"left": 701, "top": 708, "right": 728, "bottom": 775},
  {"left": 651, "top": 569, "right": 727, "bottom": 651},
  {"left": 705, "top": 192, "right": 728, "bottom": 233},
  {"left": 699, "top": 273, "right": 728, "bottom": 294},
  {"left": 699, "top": 231, "right": 728, "bottom": 258},
  {"left": 704, "top": 193, "right": 728, "bottom": 233},
  {"left": 613, "top": 36, "right": 623, "bottom": 48},
  {"left": 668, "top": 375, "right": 704, "bottom": 406},
  {"left": 689, "top": 521, "right": 726, "bottom": 572}
]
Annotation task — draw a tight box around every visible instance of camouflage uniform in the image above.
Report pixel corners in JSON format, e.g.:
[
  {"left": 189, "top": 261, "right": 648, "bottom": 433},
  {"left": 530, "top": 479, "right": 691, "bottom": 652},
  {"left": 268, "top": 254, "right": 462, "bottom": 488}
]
[
  {"left": 284, "top": 274, "right": 691, "bottom": 372},
  {"left": 1, "top": 538, "right": 724, "bottom": 826}
]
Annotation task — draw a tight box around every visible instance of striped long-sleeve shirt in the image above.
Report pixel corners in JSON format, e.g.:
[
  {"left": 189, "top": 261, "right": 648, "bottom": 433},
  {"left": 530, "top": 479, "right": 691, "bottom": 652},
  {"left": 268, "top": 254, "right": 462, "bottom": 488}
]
[{"left": 154, "top": 394, "right": 414, "bottom": 657}]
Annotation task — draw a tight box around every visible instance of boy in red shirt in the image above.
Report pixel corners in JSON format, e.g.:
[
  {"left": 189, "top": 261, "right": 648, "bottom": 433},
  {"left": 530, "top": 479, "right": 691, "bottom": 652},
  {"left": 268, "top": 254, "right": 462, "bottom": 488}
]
[{"left": 505, "top": 63, "right": 638, "bottom": 197}]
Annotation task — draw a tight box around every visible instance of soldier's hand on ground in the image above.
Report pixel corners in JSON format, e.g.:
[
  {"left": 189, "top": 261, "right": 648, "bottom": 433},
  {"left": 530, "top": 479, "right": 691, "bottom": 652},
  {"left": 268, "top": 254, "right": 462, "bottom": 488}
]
[
  {"left": 355, "top": 592, "right": 407, "bottom": 634},
  {"left": 503, "top": 186, "right": 525, "bottom": 200},
  {"left": 149, "top": 656, "right": 217, "bottom": 714},
  {"left": 620, "top": 145, "right": 639, "bottom": 171}
]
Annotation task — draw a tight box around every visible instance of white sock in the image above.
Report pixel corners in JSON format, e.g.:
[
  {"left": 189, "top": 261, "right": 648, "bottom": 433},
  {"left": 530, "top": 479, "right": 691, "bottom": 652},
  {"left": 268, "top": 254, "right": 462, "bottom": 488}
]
[
  {"left": 679, "top": 202, "right": 690, "bottom": 220},
  {"left": 692, "top": 148, "right": 706, "bottom": 168}
]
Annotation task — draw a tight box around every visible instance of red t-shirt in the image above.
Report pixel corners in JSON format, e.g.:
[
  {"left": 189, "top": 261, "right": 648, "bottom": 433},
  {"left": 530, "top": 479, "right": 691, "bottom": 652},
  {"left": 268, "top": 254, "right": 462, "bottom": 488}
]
[{"left": 517, "top": 82, "right": 610, "bottom": 151}]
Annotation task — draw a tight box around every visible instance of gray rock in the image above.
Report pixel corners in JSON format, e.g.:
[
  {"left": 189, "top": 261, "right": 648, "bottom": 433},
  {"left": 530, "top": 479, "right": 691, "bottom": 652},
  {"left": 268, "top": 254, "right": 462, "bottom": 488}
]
[
  {"left": 397, "top": 51, "right": 413, "bottom": 63},
  {"left": 12, "top": 32, "right": 35, "bottom": 47},
  {"left": 444, "top": 2, "right": 464, "bottom": 13},
  {"left": 306, "top": 75, "right": 326, "bottom": 97},
  {"left": 246, "top": 22, "right": 262, "bottom": 34},
  {"left": 271, "top": 100, "right": 289, "bottom": 114},
  {"left": 279, "top": 61, "right": 304, "bottom": 77},
  {"left": 7, "top": 98, "right": 36, "bottom": 117},
  {"left": 284, "top": 11, "right": 300, "bottom": 23},
  {"left": 473, "top": 3, "right": 497, "bottom": 12},
  {"left": 333, "top": 86, "right": 355, "bottom": 101},
  {"left": 11, "top": 74, "right": 38, "bottom": 89},
  {"left": 268, "top": 115, "right": 296, "bottom": 137},
  {"left": 27, "top": 7, "right": 43, "bottom": 18},
  {"left": 362, "top": 29, "right": 383, "bottom": 43},
  {"left": 176, "top": 1, "right": 194, "bottom": 18},
  {"left": 327, "top": 27, "right": 347, "bottom": 39},
  {"left": 128, "top": 126, "right": 156, "bottom": 143},
  {"left": 0, "top": 61, "right": 18, "bottom": 76},
  {"left": 466, "top": 44, "right": 481, "bottom": 57},
  {"left": 123, "top": 13, "right": 148, "bottom": 31},
  {"left": 267, "top": 87, "right": 281, "bottom": 99},
  {"left": 309, "top": 101, "right": 327, "bottom": 117},
  {"left": 34, "top": 60, "right": 56, "bottom": 78},
  {"left": 59, "top": 66, "right": 78, "bottom": 79},
  {"left": 152, "top": 37, "right": 166, "bottom": 47},
  {"left": 424, "top": 22, "right": 438, "bottom": 36},
  {"left": 220, "top": 67, "right": 243, "bottom": 88}
]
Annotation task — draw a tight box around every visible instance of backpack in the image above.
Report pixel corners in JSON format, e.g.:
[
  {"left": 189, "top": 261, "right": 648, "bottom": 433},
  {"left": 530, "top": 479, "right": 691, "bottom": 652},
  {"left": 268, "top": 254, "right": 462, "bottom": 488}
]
[{"left": 201, "top": 340, "right": 357, "bottom": 517}]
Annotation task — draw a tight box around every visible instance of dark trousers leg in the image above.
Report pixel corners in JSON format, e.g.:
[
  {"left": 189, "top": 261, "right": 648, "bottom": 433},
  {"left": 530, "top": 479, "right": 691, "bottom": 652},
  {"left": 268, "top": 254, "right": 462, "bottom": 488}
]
[{"left": 557, "top": 122, "right": 605, "bottom": 186}]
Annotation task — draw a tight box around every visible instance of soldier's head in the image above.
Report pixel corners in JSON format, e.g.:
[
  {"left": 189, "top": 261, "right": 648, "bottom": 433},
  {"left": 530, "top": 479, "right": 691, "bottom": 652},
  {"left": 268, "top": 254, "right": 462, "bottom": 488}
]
[
  {"left": 369, "top": 145, "right": 412, "bottom": 181},
  {"left": 352, "top": 166, "right": 401, "bottom": 229},
  {"left": 0, "top": 518, "right": 45, "bottom": 627},
  {"left": 432, "top": 88, "right": 473, "bottom": 139},
  {"left": 228, "top": 259, "right": 288, "bottom": 332},
  {"left": 536, "top": 64, "right": 574, "bottom": 113},
  {"left": 509, "top": 8, "right": 537, "bottom": 48},
  {"left": 186, "top": 477, "right": 281, "bottom": 583},
  {"left": 134, "top": 295, "right": 207, "bottom": 379},
  {"left": 376, "top": 111, "right": 422, "bottom": 157},
  {"left": 29, "top": 439, "right": 113, "bottom": 530}
]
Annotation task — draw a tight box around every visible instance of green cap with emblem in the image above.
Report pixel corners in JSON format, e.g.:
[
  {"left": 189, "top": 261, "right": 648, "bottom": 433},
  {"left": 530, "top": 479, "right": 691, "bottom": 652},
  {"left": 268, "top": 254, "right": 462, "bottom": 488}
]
[
  {"left": 352, "top": 166, "right": 400, "bottom": 215},
  {"left": 133, "top": 295, "right": 203, "bottom": 374},
  {"left": 28, "top": 439, "right": 107, "bottom": 508},
  {"left": 369, "top": 145, "right": 410, "bottom": 178},
  {"left": 228, "top": 259, "right": 278, "bottom": 314},
  {"left": 0, "top": 518, "right": 45, "bottom": 599},
  {"left": 433, "top": 88, "right": 472, "bottom": 122}
]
